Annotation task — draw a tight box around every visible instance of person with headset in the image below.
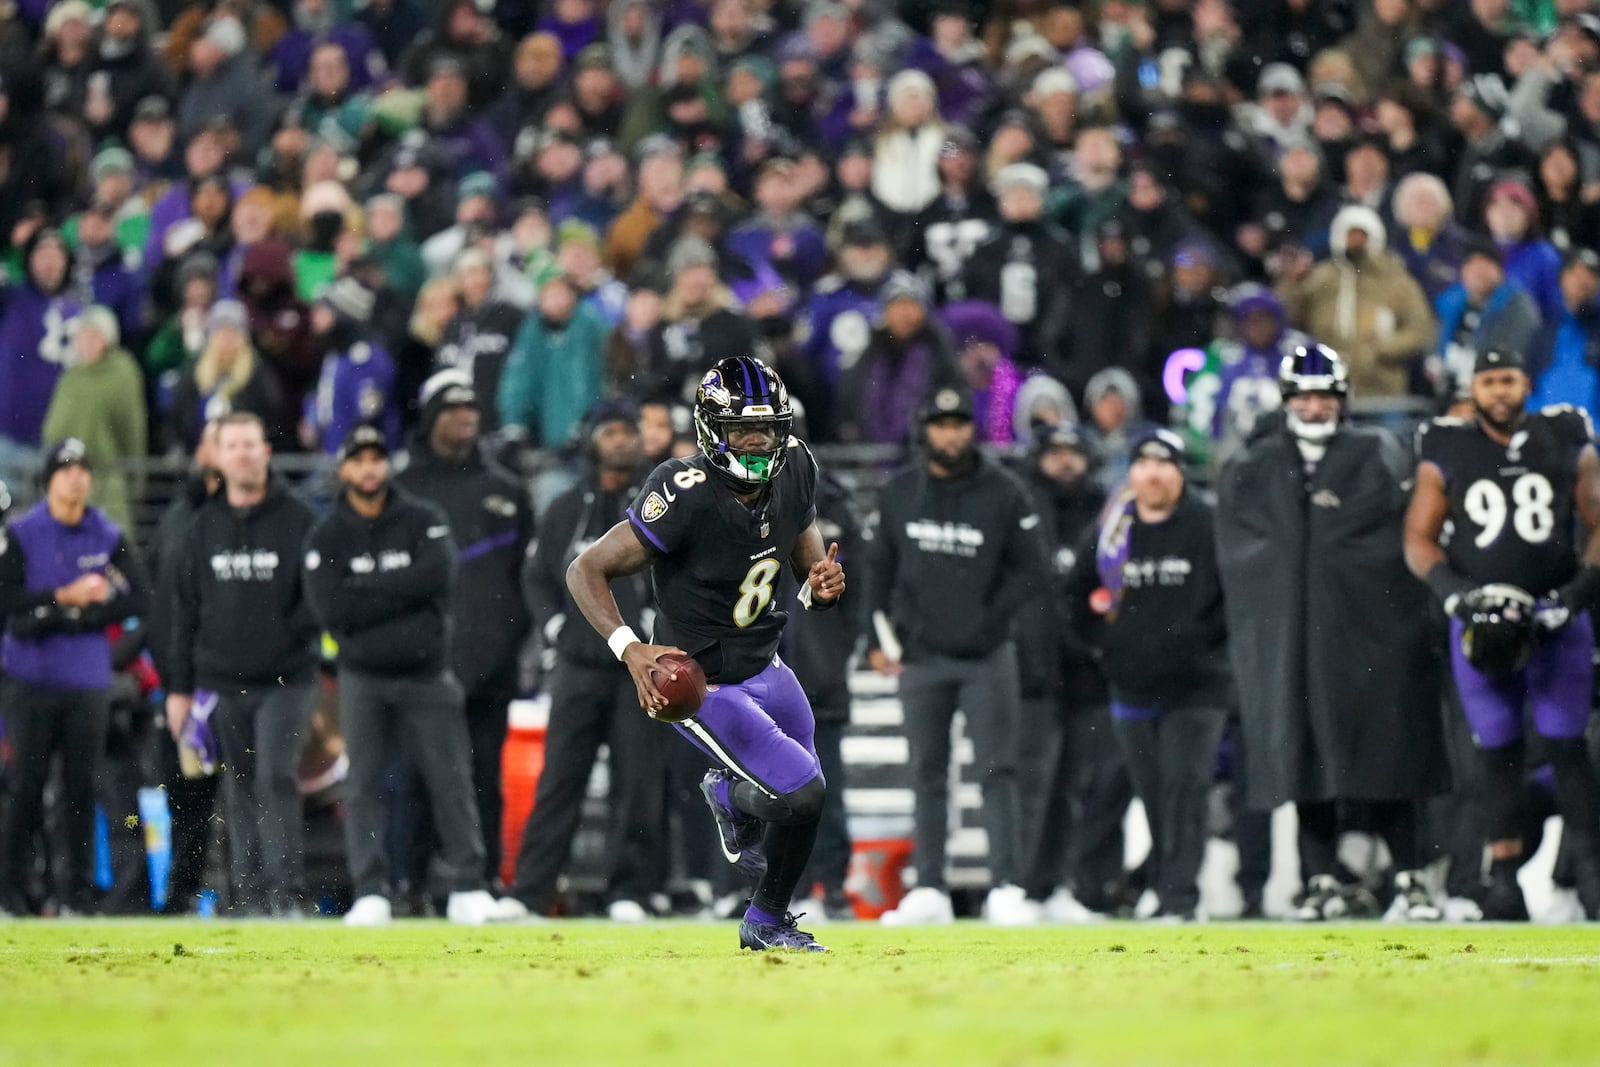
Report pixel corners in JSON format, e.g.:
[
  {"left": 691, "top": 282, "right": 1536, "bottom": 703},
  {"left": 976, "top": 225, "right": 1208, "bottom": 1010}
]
[
  {"left": 392, "top": 370, "right": 535, "bottom": 891},
  {"left": 501, "top": 399, "right": 666, "bottom": 921},
  {"left": 865, "top": 387, "right": 1050, "bottom": 926}
]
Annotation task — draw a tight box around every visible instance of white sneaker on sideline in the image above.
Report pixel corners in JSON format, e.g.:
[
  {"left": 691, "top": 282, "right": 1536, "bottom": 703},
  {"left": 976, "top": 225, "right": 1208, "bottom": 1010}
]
[
  {"left": 608, "top": 899, "right": 650, "bottom": 923},
  {"left": 711, "top": 892, "right": 746, "bottom": 920},
  {"left": 983, "top": 884, "right": 1042, "bottom": 926},
  {"left": 1133, "top": 888, "right": 1162, "bottom": 920},
  {"left": 446, "top": 890, "right": 503, "bottom": 925},
  {"left": 344, "top": 894, "right": 392, "bottom": 927},
  {"left": 1543, "top": 886, "right": 1587, "bottom": 924},
  {"left": 1384, "top": 870, "right": 1442, "bottom": 922},
  {"left": 490, "top": 897, "right": 537, "bottom": 922},
  {"left": 880, "top": 886, "right": 954, "bottom": 926},
  {"left": 1042, "top": 887, "right": 1105, "bottom": 924},
  {"left": 790, "top": 895, "right": 829, "bottom": 923},
  {"left": 1442, "top": 896, "right": 1484, "bottom": 922}
]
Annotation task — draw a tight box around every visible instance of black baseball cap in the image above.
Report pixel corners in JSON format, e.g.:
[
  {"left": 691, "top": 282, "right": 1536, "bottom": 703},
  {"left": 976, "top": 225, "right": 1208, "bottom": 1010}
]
[
  {"left": 1474, "top": 349, "right": 1525, "bottom": 375},
  {"left": 920, "top": 387, "right": 975, "bottom": 423},
  {"left": 336, "top": 424, "right": 390, "bottom": 464}
]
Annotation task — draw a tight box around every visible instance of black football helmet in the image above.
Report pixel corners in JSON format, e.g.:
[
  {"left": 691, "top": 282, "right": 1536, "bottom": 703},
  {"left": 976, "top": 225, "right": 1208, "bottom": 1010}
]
[
  {"left": 1459, "top": 584, "right": 1536, "bottom": 676},
  {"left": 1279, "top": 342, "right": 1350, "bottom": 399},
  {"left": 693, "top": 356, "right": 794, "bottom": 488}
]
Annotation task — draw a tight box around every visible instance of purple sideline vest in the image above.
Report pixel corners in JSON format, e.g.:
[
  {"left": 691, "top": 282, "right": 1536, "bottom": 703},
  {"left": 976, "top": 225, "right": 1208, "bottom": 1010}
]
[{"left": 1, "top": 502, "right": 123, "bottom": 690}]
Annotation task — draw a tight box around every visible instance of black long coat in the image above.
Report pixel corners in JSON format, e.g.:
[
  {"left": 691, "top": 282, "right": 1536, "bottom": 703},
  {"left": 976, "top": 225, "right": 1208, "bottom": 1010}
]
[{"left": 1215, "top": 415, "right": 1450, "bottom": 809}]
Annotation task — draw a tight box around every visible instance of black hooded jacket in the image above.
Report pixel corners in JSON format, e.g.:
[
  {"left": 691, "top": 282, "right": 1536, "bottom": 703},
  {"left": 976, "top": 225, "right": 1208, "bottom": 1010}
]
[
  {"left": 168, "top": 479, "right": 320, "bottom": 692},
  {"left": 305, "top": 484, "right": 457, "bottom": 677},
  {"left": 394, "top": 436, "right": 533, "bottom": 694}
]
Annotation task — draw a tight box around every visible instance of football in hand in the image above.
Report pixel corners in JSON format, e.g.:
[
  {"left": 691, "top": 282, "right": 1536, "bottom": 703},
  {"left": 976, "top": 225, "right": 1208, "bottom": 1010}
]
[{"left": 652, "top": 654, "right": 707, "bottom": 723}]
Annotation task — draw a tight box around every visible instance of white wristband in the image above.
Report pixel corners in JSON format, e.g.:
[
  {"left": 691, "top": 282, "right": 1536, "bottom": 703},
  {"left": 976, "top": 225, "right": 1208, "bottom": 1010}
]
[{"left": 608, "top": 625, "right": 641, "bottom": 661}]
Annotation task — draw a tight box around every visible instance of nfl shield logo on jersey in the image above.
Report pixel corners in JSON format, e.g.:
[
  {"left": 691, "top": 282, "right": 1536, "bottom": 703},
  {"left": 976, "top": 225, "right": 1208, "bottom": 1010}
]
[{"left": 641, "top": 491, "right": 670, "bottom": 522}]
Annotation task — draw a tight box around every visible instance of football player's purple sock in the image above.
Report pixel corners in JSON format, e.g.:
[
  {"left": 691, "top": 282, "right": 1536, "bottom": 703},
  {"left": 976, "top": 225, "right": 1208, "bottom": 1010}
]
[
  {"left": 745, "top": 903, "right": 784, "bottom": 927},
  {"left": 715, "top": 775, "right": 734, "bottom": 810}
]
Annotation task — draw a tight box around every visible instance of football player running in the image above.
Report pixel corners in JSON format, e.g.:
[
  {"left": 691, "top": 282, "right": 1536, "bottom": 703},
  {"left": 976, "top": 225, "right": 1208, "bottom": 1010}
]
[{"left": 567, "top": 356, "right": 845, "bottom": 951}]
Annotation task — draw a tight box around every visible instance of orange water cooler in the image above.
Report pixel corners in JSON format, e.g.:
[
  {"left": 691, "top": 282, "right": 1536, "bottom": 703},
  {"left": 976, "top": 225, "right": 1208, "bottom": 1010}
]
[{"left": 498, "top": 694, "right": 551, "bottom": 888}]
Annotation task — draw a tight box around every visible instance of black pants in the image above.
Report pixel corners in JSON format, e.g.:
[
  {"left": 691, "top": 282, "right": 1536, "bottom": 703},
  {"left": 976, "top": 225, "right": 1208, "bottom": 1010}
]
[
  {"left": 210, "top": 683, "right": 317, "bottom": 910},
  {"left": 1421, "top": 685, "right": 1487, "bottom": 897},
  {"left": 901, "top": 644, "right": 1023, "bottom": 890},
  {"left": 1298, "top": 799, "right": 1421, "bottom": 885},
  {"left": 1018, "top": 699, "right": 1131, "bottom": 903},
  {"left": 95, "top": 694, "right": 153, "bottom": 915},
  {"left": 511, "top": 660, "right": 666, "bottom": 911},
  {"left": 1112, "top": 706, "right": 1228, "bottom": 915},
  {"left": 1226, "top": 719, "right": 1273, "bottom": 913},
  {"left": 0, "top": 681, "right": 109, "bottom": 912},
  {"left": 396, "top": 689, "right": 511, "bottom": 889},
  {"left": 340, "top": 669, "right": 486, "bottom": 899},
  {"left": 466, "top": 692, "right": 509, "bottom": 882},
  {"left": 799, "top": 713, "right": 851, "bottom": 896}
]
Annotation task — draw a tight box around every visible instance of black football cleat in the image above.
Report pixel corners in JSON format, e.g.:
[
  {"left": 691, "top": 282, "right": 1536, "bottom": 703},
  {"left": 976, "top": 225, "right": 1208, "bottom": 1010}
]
[
  {"left": 701, "top": 769, "right": 767, "bottom": 877},
  {"left": 740, "top": 912, "right": 828, "bottom": 952}
]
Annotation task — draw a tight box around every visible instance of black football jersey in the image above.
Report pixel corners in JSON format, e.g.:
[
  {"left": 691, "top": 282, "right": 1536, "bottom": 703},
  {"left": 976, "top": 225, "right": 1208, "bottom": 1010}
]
[
  {"left": 1418, "top": 405, "right": 1594, "bottom": 593},
  {"left": 627, "top": 439, "right": 819, "bottom": 684}
]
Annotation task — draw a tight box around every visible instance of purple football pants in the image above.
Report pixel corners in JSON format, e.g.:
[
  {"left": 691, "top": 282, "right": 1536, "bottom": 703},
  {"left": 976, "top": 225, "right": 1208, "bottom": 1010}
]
[
  {"left": 1450, "top": 612, "right": 1594, "bottom": 750},
  {"left": 674, "top": 655, "right": 822, "bottom": 797}
]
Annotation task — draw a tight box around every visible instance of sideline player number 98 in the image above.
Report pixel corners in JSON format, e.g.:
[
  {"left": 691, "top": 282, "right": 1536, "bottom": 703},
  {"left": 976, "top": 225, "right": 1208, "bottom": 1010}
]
[{"left": 1463, "top": 474, "right": 1555, "bottom": 548}]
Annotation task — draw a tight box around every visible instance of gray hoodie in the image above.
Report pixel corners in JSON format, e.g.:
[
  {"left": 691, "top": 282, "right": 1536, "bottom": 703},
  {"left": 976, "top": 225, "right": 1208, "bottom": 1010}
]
[
  {"left": 1083, "top": 367, "right": 1152, "bottom": 491},
  {"left": 1012, "top": 373, "right": 1080, "bottom": 442},
  {"left": 608, "top": 0, "right": 662, "bottom": 90}
]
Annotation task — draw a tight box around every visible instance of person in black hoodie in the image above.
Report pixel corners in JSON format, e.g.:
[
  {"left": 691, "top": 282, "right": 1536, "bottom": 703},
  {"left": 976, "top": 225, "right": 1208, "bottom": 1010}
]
[
  {"left": 866, "top": 388, "right": 1049, "bottom": 926},
  {"left": 1014, "top": 426, "right": 1131, "bottom": 919},
  {"left": 392, "top": 369, "right": 534, "bottom": 884},
  {"left": 304, "top": 423, "right": 510, "bottom": 927},
  {"left": 1065, "top": 428, "right": 1230, "bottom": 921},
  {"left": 504, "top": 400, "right": 662, "bottom": 920},
  {"left": 165, "top": 412, "right": 319, "bottom": 917},
  {"left": 905, "top": 126, "right": 996, "bottom": 305},
  {"left": 1062, "top": 219, "right": 1155, "bottom": 406},
  {"left": 960, "top": 162, "right": 1076, "bottom": 369}
]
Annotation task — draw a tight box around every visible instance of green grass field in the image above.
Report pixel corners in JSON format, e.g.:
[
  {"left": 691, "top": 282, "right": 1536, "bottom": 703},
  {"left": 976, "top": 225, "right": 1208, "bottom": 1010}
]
[{"left": 3, "top": 921, "right": 1599, "bottom": 1066}]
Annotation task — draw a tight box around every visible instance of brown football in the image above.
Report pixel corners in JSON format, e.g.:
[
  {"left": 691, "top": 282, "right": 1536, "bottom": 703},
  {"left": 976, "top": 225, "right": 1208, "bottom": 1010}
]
[{"left": 652, "top": 654, "right": 707, "bottom": 723}]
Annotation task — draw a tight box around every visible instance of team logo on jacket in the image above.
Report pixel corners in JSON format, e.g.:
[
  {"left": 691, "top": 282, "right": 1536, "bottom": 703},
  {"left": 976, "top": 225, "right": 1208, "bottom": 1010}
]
[
  {"left": 641, "top": 491, "right": 670, "bottom": 522},
  {"left": 483, "top": 494, "right": 516, "bottom": 517},
  {"left": 358, "top": 381, "right": 384, "bottom": 418},
  {"left": 210, "top": 550, "right": 281, "bottom": 581}
]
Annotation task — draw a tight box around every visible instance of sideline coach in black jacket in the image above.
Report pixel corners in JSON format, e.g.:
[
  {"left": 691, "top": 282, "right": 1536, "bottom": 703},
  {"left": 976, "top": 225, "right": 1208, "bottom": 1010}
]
[
  {"left": 1065, "top": 429, "right": 1230, "bottom": 921},
  {"left": 394, "top": 369, "right": 534, "bottom": 881},
  {"left": 166, "top": 412, "right": 319, "bottom": 916},
  {"left": 305, "top": 424, "right": 503, "bottom": 926},
  {"left": 864, "top": 388, "right": 1049, "bottom": 925}
]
